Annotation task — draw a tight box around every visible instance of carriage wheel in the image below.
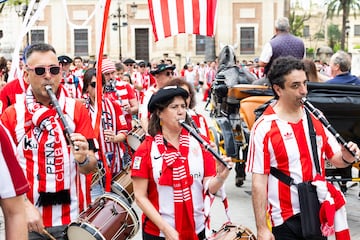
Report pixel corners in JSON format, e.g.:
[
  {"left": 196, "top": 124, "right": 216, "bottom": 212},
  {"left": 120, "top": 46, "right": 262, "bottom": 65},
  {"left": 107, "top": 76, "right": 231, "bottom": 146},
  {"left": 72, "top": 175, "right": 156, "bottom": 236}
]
[{"left": 208, "top": 126, "right": 220, "bottom": 154}]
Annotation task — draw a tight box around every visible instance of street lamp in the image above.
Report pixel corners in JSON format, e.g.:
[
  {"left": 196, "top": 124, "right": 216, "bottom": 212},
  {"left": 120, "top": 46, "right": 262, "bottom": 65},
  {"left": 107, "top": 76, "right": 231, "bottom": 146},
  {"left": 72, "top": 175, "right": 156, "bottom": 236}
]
[
  {"left": 345, "top": 20, "right": 350, "bottom": 51},
  {"left": 14, "top": 0, "right": 40, "bottom": 46},
  {"left": 111, "top": 2, "right": 137, "bottom": 61}
]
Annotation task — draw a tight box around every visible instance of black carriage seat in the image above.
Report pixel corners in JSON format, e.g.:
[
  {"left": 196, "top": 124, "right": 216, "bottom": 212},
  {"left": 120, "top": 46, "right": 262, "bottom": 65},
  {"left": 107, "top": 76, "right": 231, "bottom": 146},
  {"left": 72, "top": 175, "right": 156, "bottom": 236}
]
[{"left": 306, "top": 82, "right": 360, "bottom": 143}]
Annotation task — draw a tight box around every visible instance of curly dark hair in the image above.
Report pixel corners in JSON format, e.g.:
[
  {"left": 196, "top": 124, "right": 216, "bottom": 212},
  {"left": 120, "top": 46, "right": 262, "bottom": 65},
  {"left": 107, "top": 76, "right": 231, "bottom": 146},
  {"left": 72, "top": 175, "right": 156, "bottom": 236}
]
[{"left": 267, "top": 56, "right": 305, "bottom": 99}]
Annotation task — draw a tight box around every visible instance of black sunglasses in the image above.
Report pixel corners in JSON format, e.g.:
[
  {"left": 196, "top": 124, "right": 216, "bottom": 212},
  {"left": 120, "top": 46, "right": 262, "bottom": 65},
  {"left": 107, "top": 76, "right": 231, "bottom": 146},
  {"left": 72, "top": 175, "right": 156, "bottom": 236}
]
[
  {"left": 125, "top": 64, "right": 133, "bottom": 67},
  {"left": 27, "top": 65, "right": 61, "bottom": 76},
  {"left": 165, "top": 71, "right": 174, "bottom": 76},
  {"left": 90, "top": 82, "right": 96, "bottom": 88}
]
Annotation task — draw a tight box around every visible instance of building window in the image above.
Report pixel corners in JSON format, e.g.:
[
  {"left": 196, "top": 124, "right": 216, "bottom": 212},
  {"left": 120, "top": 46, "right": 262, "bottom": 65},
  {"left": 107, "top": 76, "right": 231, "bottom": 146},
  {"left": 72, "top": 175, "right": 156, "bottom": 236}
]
[
  {"left": 74, "top": 29, "right": 88, "bottom": 56},
  {"left": 240, "top": 27, "right": 254, "bottom": 54},
  {"left": 196, "top": 35, "right": 206, "bottom": 55},
  {"left": 30, "top": 29, "right": 44, "bottom": 44},
  {"left": 355, "top": 25, "right": 360, "bottom": 36},
  {"left": 303, "top": 25, "right": 310, "bottom": 38}
]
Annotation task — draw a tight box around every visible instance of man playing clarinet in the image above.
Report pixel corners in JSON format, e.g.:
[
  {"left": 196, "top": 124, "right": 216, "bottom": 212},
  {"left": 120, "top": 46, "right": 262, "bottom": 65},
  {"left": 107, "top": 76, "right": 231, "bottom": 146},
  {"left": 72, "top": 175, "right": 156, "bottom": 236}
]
[
  {"left": 247, "top": 56, "right": 360, "bottom": 240},
  {"left": 1, "top": 43, "right": 98, "bottom": 239}
]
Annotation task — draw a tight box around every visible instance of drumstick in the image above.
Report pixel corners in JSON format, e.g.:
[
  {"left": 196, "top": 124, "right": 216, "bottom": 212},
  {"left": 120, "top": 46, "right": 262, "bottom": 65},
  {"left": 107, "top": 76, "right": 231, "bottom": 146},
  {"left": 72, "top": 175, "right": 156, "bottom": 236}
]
[{"left": 43, "top": 229, "right": 56, "bottom": 240}]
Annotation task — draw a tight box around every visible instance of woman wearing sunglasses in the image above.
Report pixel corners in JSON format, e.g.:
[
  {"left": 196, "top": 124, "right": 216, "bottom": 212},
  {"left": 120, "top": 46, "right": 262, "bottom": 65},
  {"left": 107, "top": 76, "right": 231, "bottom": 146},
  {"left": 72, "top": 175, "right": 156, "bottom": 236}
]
[
  {"left": 82, "top": 68, "right": 130, "bottom": 200},
  {"left": 0, "top": 43, "right": 98, "bottom": 239}
]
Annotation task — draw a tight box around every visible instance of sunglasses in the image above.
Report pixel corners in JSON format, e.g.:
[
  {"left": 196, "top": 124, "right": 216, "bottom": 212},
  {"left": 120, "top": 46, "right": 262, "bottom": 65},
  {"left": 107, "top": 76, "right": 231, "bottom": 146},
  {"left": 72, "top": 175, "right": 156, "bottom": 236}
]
[
  {"left": 139, "top": 65, "right": 146, "bottom": 68},
  {"left": 125, "top": 64, "right": 133, "bottom": 67},
  {"left": 90, "top": 82, "right": 96, "bottom": 88},
  {"left": 165, "top": 71, "right": 174, "bottom": 76},
  {"left": 27, "top": 65, "right": 61, "bottom": 76}
]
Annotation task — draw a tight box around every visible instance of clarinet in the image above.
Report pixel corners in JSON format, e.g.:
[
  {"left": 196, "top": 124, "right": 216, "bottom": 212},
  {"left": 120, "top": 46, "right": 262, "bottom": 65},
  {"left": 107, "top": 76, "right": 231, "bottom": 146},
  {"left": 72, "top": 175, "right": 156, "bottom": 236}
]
[
  {"left": 45, "top": 85, "right": 79, "bottom": 151},
  {"left": 179, "top": 119, "right": 232, "bottom": 170},
  {"left": 301, "top": 97, "right": 357, "bottom": 159}
]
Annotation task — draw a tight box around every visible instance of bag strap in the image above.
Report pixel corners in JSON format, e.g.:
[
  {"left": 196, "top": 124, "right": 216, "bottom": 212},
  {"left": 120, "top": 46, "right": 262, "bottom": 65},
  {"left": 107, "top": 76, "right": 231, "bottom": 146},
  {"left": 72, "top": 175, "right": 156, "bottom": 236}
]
[
  {"left": 270, "top": 109, "right": 320, "bottom": 185},
  {"left": 305, "top": 109, "right": 321, "bottom": 174},
  {"left": 270, "top": 167, "right": 295, "bottom": 186}
]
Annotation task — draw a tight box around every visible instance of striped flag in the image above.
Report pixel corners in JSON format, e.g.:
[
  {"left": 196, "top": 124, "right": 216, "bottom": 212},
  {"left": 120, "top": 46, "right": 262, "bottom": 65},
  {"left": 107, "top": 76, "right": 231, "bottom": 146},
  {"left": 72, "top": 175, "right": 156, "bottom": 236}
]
[{"left": 148, "top": 0, "right": 217, "bottom": 41}]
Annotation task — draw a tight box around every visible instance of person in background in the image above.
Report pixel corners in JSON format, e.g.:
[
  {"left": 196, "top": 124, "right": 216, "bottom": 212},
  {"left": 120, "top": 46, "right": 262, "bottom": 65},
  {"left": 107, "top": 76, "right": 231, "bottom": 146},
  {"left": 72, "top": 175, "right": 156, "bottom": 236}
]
[
  {"left": 138, "top": 63, "right": 175, "bottom": 132},
  {"left": 247, "top": 56, "right": 359, "bottom": 240},
  {"left": 82, "top": 68, "right": 129, "bottom": 200},
  {"left": 131, "top": 86, "right": 232, "bottom": 240},
  {"left": 72, "top": 56, "right": 86, "bottom": 80},
  {"left": 102, "top": 59, "right": 138, "bottom": 130},
  {"left": 0, "top": 122, "right": 29, "bottom": 240},
  {"left": 58, "top": 55, "right": 83, "bottom": 99},
  {"left": 1, "top": 43, "right": 98, "bottom": 239},
  {"left": 326, "top": 50, "right": 360, "bottom": 195},
  {"left": 302, "top": 59, "right": 322, "bottom": 82},
  {"left": 256, "top": 17, "right": 304, "bottom": 85},
  {"left": 133, "top": 60, "right": 152, "bottom": 102},
  {"left": 326, "top": 50, "right": 360, "bottom": 85}
]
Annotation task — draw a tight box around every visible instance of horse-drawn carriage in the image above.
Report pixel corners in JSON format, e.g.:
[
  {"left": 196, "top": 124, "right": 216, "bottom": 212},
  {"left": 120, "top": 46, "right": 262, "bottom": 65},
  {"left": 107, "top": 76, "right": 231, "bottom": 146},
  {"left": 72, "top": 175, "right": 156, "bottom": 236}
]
[{"left": 208, "top": 67, "right": 360, "bottom": 188}]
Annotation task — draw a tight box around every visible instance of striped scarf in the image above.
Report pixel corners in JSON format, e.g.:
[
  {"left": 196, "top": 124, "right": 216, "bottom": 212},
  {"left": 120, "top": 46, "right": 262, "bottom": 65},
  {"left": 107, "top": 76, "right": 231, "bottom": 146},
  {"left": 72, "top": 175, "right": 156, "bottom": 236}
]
[
  {"left": 25, "top": 86, "right": 71, "bottom": 205},
  {"left": 155, "top": 130, "right": 198, "bottom": 239}
]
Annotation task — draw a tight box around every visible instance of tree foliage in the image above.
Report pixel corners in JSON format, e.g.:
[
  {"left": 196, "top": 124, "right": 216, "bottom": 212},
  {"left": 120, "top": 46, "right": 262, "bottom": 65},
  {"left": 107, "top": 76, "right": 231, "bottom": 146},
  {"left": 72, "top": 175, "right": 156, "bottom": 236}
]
[
  {"left": 324, "top": 0, "right": 360, "bottom": 50},
  {"left": 289, "top": 10, "right": 311, "bottom": 37},
  {"left": 327, "top": 23, "right": 342, "bottom": 49}
]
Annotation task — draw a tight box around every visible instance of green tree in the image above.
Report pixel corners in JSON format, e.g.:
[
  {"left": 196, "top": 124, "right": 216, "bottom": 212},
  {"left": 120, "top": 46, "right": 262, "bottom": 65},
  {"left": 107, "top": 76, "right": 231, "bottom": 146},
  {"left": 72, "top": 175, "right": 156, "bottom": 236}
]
[
  {"left": 289, "top": 10, "right": 311, "bottom": 37},
  {"left": 324, "top": 0, "right": 360, "bottom": 50},
  {"left": 327, "top": 23, "right": 342, "bottom": 50}
]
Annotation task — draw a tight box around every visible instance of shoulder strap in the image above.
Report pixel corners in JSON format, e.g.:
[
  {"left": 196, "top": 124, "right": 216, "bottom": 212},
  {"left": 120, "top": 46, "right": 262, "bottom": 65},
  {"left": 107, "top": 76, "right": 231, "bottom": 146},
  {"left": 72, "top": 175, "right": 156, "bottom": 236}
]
[
  {"left": 305, "top": 109, "right": 321, "bottom": 174},
  {"left": 270, "top": 167, "right": 295, "bottom": 186}
]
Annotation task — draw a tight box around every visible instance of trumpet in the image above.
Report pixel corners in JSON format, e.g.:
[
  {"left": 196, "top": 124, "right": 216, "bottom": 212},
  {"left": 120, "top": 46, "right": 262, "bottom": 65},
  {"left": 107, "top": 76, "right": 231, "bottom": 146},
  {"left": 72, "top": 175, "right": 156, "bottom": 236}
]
[
  {"left": 45, "top": 85, "right": 79, "bottom": 151},
  {"left": 179, "top": 119, "right": 232, "bottom": 170},
  {"left": 301, "top": 97, "right": 358, "bottom": 160}
]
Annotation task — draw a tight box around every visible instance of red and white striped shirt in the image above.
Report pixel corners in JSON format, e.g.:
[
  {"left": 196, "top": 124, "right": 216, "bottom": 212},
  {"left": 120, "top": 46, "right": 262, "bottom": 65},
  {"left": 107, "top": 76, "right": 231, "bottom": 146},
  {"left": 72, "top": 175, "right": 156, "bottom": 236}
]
[
  {"left": 246, "top": 103, "right": 340, "bottom": 227},
  {"left": 0, "top": 96, "right": 96, "bottom": 227},
  {"left": 85, "top": 98, "right": 128, "bottom": 175},
  {"left": 131, "top": 134, "right": 216, "bottom": 237},
  {"left": 0, "top": 122, "right": 29, "bottom": 199}
]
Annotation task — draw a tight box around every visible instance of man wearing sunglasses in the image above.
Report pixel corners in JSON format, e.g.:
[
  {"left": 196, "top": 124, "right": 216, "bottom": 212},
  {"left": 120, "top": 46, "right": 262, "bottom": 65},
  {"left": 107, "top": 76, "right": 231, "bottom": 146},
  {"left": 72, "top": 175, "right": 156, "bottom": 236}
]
[
  {"left": 139, "top": 63, "right": 175, "bottom": 132},
  {"left": 133, "top": 60, "right": 153, "bottom": 102},
  {"left": 0, "top": 43, "right": 98, "bottom": 239}
]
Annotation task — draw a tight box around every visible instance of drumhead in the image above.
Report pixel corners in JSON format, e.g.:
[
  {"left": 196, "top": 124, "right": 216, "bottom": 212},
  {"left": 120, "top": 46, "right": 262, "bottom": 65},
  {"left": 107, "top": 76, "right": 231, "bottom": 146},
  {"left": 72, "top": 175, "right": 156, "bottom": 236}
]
[{"left": 67, "top": 222, "right": 105, "bottom": 240}]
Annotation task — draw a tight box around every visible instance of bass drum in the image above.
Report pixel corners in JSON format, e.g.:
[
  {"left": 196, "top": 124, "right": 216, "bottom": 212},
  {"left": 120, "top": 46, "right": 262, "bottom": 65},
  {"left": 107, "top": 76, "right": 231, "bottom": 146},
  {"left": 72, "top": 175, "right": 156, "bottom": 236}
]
[
  {"left": 67, "top": 193, "right": 139, "bottom": 240},
  {"left": 209, "top": 224, "right": 257, "bottom": 240}
]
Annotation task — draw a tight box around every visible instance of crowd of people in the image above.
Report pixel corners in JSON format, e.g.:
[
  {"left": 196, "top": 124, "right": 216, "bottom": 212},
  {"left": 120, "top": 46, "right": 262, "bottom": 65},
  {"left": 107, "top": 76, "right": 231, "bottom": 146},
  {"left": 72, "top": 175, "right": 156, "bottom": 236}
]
[{"left": 1, "top": 15, "right": 360, "bottom": 240}]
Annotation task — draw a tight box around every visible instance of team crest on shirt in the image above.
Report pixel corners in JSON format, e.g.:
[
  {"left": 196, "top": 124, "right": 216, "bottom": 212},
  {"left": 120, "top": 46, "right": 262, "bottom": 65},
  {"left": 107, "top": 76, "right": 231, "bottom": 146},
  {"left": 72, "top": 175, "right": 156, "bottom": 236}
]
[{"left": 133, "top": 156, "right": 142, "bottom": 169}]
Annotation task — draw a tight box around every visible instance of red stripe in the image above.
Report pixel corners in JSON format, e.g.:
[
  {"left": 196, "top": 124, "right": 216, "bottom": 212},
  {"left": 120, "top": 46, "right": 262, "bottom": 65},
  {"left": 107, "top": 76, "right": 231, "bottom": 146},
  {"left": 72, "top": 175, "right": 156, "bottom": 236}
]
[
  {"left": 148, "top": 0, "right": 158, "bottom": 41},
  {"left": 62, "top": 203, "right": 70, "bottom": 224},
  {"left": 206, "top": 0, "right": 217, "bottom": 36},
  {"left": 192, "top": 0, "right": 200, "bottom": 34},
  {"left": 160, "top": 0, "right": 171, "bottom": 38},
  {"left": 176, "top": 0, "right": 185, "bottom": 33},
  {"left": 270, "top": 121, "right": 293, "bottom": 221},
  {"left": 291, "top": 121, "right": 313, "bottom": 181}
]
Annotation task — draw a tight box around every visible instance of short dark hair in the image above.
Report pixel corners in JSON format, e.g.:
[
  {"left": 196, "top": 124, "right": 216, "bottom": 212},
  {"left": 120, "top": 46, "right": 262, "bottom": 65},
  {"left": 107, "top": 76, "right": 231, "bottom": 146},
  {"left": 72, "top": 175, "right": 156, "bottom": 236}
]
[
  {"left": 267, "top": 56, "right": 305, "bottom": 99},
  {"left": 25, "top": 43, "right": 56, "bottom": 61}
]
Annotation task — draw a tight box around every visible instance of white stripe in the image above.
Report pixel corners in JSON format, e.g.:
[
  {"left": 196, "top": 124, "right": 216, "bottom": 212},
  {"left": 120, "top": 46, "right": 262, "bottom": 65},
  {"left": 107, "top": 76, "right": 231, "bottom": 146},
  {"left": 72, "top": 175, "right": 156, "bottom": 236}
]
[
  {"left": 152, "top": 0, "right": 165, "bottom": 40},
  {"left": 199, "top": 0, "right": 207, "bottom": 35},
  {"left": 184, "top": 0, "right": 194, "bottom": 33},
  {"left": 168, "top": 0, "right": 179, "bottom": 36}
]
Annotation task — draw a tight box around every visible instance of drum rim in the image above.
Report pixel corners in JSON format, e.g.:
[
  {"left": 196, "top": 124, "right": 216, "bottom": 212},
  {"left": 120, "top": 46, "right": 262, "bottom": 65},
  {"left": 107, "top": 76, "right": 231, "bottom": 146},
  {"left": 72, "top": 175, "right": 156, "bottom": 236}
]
[
  {"left": 111, "top": 181, "right": 133, "bottom": 205},
  {"left": 67, "top": 221, "right": 105, "bottom": 240}
]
